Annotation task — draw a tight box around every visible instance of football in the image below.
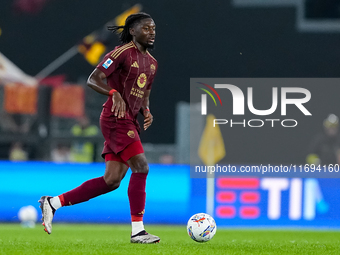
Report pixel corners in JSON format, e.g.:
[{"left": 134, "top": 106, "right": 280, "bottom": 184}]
[
  {"left": 187, "top": 213, "right": 217, "bottom": 242},
  {"left": 18, "top": 205, "right": 38, "bottom": 228}
]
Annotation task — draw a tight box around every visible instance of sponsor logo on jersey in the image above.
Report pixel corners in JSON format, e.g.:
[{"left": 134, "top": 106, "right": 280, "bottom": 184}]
[
  {"left": 137, "top": 73, "right": 147, "bottom": 88},
  {"left": 102, "top": 58, "right": 113, "bottom": 69},
  {"left": 131, "top": 61, "right": 139, "bottom": 68},
  {"left": 127, "top": 130, "right": 135, "bottom": 138}
]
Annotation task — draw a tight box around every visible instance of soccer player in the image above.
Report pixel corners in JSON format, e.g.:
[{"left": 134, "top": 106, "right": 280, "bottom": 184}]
[{"left": 39, "top": 12, "right": 160, "bottom": 244}]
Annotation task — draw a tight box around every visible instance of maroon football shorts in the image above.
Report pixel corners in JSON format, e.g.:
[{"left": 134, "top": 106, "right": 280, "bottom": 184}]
[{"left": 100, "top": 118, "right": 144, "bottom": 165}]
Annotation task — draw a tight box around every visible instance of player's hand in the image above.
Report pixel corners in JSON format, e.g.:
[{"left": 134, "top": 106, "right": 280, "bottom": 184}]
[
  {"left": 111, "top": 92, "right": 126, "bottom": 118},
  {"left": 143, "top": 110, "right": 153, "bottom": 130}
]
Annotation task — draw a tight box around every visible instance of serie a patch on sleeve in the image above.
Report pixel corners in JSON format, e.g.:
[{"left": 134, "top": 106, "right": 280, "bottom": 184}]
[{"left": 102, "top": 58, "right": 113, "bottom": 69}]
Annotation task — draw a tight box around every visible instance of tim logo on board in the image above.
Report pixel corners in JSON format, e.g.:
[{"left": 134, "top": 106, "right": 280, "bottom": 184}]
[{"left": 215, "top": 178, "right": 328, "bottom": 221}]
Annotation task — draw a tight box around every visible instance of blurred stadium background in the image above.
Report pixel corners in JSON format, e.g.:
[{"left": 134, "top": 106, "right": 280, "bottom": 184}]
[{"left": 1, "top": 0, "right": 340, "bottom": 228}]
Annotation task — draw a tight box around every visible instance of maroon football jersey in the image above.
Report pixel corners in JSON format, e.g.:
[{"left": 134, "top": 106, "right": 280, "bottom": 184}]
[{"left": 97, "top": 41, "right": 158, "bottom": 124}]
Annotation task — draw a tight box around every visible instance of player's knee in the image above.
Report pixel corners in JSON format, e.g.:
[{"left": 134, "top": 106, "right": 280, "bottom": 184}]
[
  {"left": 139, "top": 163, "right": 149, "bottom": 174},
  {"left": 131, "top": 160, "right": 149, "bottom": 174},
  {"left": 104, "top": 176, "right": 121, "bottom": 190}
]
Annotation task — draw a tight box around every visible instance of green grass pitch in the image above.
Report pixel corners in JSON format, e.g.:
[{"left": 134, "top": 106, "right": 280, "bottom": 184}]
[{"left": 1, "top": 223, "right": 340, "bottom": 255}]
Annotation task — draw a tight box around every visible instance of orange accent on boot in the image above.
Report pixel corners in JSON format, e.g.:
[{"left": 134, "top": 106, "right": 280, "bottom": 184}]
[{"left": 58, "top": 194, "right": 65, "bottom": 207}]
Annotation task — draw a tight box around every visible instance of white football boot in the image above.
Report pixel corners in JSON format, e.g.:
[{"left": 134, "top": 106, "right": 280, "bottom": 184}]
[
  {"left": 38, "top": 196, "right": 55, "bottom": 234},
  {"left": 130, "top": 230, "right": 160, "bottom": 244}
]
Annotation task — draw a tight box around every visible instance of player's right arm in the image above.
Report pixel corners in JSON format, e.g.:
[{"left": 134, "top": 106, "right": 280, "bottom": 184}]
[{"left": 87, "top": 68, "right": 126, "bottom": 118}]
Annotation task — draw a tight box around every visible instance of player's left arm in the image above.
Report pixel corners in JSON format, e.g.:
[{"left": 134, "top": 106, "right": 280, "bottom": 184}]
[{"left": 141, "top": 89, "right": 153, "bottom": 130}]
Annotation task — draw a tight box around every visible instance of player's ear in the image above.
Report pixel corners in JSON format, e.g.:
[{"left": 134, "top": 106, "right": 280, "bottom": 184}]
[{"left": 129, "top": 27, "right": 135, "bottom": 36}]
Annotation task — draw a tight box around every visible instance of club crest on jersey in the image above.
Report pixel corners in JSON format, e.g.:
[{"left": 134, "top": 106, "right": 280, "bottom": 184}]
[
  {"left": 127, "top": 130, "right": 135, "bottom": 138},
  {"left": 102, "top": 58, "right": 113, "bottom": 69},
  {"left": 137, "top": 73, "right": 147, "bottom": 88},
  {"left": 150, "top": 64, "right": 156, "bottom": 75}
]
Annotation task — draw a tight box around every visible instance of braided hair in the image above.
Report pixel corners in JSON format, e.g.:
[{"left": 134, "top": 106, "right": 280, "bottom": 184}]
[{"left": 107, "top": 12, "right": 152, "bottom": 44}]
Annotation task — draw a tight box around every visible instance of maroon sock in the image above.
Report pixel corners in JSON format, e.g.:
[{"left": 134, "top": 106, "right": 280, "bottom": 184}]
[
  {"left": 128, "top": 173, "right": 147, "bottom": 220},
  {"left": 61, "top": 177, "right": 112, "bottom": 206}
]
